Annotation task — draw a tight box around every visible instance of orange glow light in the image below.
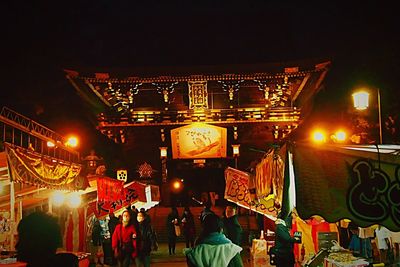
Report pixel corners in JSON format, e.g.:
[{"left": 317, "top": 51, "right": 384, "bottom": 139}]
[
  {"left": 66, "top": 136, "right": 79, "bottom": 147},
  {"left": 312, "top": 130, "right": 326, "bottom": 143}
]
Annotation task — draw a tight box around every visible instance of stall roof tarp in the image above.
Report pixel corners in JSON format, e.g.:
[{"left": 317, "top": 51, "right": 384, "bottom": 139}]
[
  {"left": 293, "top": 143, "right": 400, "bottom": 231},
  {"left": 5, "top": 144, "right": 88, "bottom": 190}
]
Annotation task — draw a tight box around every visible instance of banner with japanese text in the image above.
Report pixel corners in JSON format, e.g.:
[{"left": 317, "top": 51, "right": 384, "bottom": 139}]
[
  {"left": 171, "top": 123, "right": 227, "bottom": 159},
  {"left": 294, "top": 143, "right": 400, "bottom": 231},
  {"left": 224, "top": 167, "right": 276, "bottom": 218},
  {"left": 96, "top": 177, "right": 124, "bottom": 202},
  {"left": 90, "top": 181, "right": 148, "bottom": 218}
]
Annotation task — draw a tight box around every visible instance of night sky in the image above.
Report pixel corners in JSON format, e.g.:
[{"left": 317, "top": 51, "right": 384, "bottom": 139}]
[{"left": 3, "top": 1, "right": 399, "bottom": 156}]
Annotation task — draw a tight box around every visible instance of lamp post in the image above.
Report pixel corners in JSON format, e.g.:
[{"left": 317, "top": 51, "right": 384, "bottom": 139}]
[{"left": 352, "top": 88, "right": 382, "bottom": 144}]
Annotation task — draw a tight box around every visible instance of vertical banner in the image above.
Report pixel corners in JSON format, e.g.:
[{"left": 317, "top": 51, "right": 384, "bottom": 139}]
[{"left": 224, "top": 167, "right": 276, "bottom": 218}]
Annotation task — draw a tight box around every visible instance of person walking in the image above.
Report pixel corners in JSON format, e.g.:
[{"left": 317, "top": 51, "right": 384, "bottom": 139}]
[
  {"left": 272, "top": 212, "right": 300, "bottom": 267},
  {"left": 91, "top": 218, "right": 104, "bottom": 266},
  {"left": 166, "top": 206, "right": 180, "bottom": 255},
  {"left": 135, "top": 211, "right": 158, "bottom": 267},
  {"left": 112, "top": 209, "right": 138, "bottom": 267},
  {"left": 184, "top": 213, "right": 243, "bottom": 267},
  {"left": 222, "top": 204, "right": 243, "bottom": 246},
  {"left": 181, "top": 206, "right": 196, "bottom": 248},
  {"left": 108, "top": 211, "right": 120, "bottom": 265}
]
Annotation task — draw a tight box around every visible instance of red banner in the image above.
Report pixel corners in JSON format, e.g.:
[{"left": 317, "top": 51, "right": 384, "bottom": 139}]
[
  {"left": 96, "top": 177, "right": 124, "bottom": 202},
  {"left": 90, "top": 182, "right": 147, "bottom": 218}
]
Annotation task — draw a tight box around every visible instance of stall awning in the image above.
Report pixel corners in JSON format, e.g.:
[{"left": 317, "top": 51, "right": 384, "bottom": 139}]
[
  {"left": 294, "top": 143, "right": 400, "bottom": 231},
  {"left": 5, "top": 144, "right": 88, "bottom": 191}
]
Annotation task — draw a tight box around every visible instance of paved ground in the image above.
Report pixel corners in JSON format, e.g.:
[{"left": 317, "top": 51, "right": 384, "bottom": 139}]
[
  {"left": 93, "top": 242, "right": 254, "bottom": 266},
  {"left": 151, "top": 242, "right": 253, "bottom": 266}
]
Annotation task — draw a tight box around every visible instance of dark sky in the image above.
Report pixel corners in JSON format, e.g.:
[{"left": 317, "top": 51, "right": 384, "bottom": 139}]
[{"left": 2, "top": 1, "right": 399, "bottom": 155}]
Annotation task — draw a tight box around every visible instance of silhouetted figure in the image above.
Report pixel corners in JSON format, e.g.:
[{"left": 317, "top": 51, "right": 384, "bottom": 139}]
[
  {"left": 199, "top": 201, "right": 215, "bottom": 224},
  {"left": 16, "top": 211, "right": 78, "bottom": 267},
  {"left": 135, "top": 211, "right": 158, "bottom": 267},
  {"left": 182, "top": 206, "right": 196, "bottom": 248},
  {"left": 185, "top": 214, "right": 243, "bottom": 267},
  {"left": 222, "top": 204, "right": 243, "bottom": 246},
  {"left": 166, "top": 207, "right": 180, "bottom": 255},
  {"left": 91, "top": 218, "right": 104, "bottom": 265},
  {"left": 108, "top": 211, "right": 120, "bottom": 265}
]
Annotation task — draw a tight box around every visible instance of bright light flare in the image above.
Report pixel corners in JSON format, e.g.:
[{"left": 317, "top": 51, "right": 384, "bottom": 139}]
[
  {"left": 66, "top": 136, "right": 79, "bottom": 147},
  {"left": 51, "top": 191, "right": 65, "bottom": 206},
  {"left": 67, "top": 192, "right": 81, "bottom": 208},
  {"left": 334, "top": 130, "right": 347, "bottom": 142},
  {"left": 312, "top": 130, "right": 326, "bottom": 143},
  {"left": 47, "top": 141, "right": 55, "bottom": 147},
  {"left": 173, "top": 181, "right": 181, "bottom": 190}
]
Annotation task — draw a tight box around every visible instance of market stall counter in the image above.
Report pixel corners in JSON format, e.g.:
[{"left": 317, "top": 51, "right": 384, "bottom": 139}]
[{"left": 0, "top": 252, "right": 90, "bottom": 267}]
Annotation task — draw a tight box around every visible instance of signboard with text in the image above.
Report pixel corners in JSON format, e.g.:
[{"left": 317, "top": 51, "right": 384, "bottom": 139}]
[{"left": 171, "top": 123, "right": 227, "bottom": 159}]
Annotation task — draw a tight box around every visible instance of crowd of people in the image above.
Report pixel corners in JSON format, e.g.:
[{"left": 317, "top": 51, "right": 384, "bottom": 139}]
[{"left": 15, "top": 201, "right": 304, "bottom": 267}]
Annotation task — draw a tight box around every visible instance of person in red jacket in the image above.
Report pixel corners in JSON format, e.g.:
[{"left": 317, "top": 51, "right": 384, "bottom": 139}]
[{"left": 112, "top": 209, "right": 138, "bottom": 267}]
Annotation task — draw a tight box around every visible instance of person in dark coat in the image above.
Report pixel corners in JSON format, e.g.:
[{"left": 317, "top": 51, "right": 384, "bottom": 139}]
[
  {"left": 166, "top": 206, "right": 180, "bottom": 255},
  {"left": 199, "top": 201, "right": 215, "bottom": 224},
  {"left": 272, "top": 212, "right": 300, "bottom": 267},
  {"left": 108, "top": 211, "right": 120, "bottom": 265},
  {"left": 16, "top": 211, "right": 79, "bottom": 267},
  {"left": 222, "top": 204, "right": 243, "bottom": 246},
  {"left": 181, "top": 206, "right": 196, "bottom": 248},
  {"left": 135, "top": 211, "right": 158, "bottom": 267},
  {"left": 91, "top": 218, "right": 104, "bottom": 265}
]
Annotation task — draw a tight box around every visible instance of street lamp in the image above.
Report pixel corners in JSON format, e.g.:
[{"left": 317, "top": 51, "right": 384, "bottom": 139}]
[{"left": 352, "top": 88, "right": 382, "bottom": 144}]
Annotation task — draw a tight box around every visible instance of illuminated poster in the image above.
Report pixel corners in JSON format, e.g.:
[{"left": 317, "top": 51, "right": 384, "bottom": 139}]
[{"left": 171, "top": 123, "right": 227, "bottom": 159}]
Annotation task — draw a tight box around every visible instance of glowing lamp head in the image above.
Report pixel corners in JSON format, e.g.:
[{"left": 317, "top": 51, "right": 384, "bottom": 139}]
[
  {"left": 312, "top": 130, "right": 326, "bottom": 143},
  {"left": 47, "top": 141, "right": 56, "bottom": 148},
  {"left": 160, "top": 147, "right": 168, "bottom": 158},
  {"left": 51, "top": 191, "right": 65, "bottom": 206},
  {"left": 232, "top": 144, "right": 240, "bottom": 157},
  {"left": 67, "top": 192, "right": 81, "bottom": 208},
  {"left": 66, "top": 136, "right": 79, "bottom": 147},
  {"left": 173, "top": 181, "right": 181, "bottom": 190},
  {"left": 352, "top": 91, "right": 369, "bottom": 110},
  {"left": 334, "top": 130, "right": 347, "bottom": 142}
]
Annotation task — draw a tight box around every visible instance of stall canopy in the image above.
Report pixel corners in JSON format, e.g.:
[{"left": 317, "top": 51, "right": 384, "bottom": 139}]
[
  {"left": 293, "top": 143, "right": 400, "bottom": 231},
  {"left": 4, "top": 144, "right": 88, "bottom": 191}
]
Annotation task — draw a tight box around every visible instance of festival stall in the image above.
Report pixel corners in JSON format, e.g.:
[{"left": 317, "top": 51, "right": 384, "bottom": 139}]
[
  {"left": 0, "top": 143, "right": 91, "bottom": 265},
  {"left": 293, "top": 143, "right": 400, "bottom": 266}
]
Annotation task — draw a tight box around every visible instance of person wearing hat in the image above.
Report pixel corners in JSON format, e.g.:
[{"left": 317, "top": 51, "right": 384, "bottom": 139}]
[{"left": 112, "top": 209, "right": 138, "bottom": 267}]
